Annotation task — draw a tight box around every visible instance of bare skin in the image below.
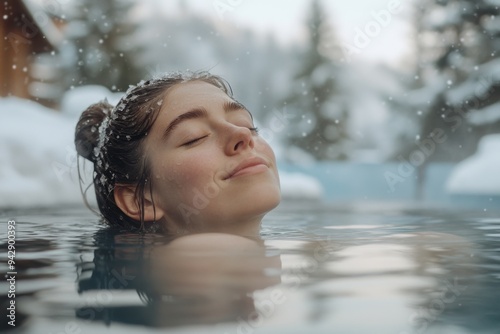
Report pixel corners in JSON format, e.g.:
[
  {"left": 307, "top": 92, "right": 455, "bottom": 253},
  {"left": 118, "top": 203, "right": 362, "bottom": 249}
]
[{"left": 115, "top": 81, "right": 281, "bottom": 236}]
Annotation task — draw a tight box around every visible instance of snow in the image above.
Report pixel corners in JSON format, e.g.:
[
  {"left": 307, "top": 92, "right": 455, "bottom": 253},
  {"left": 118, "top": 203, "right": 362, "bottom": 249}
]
[
  {"left": 60, "top": 85, "right": 123, "bottom": 119},
  {"left": 486, "top": 0, "right": 500, "bottom": 6},
  {"left": 279, "top": 172, "right": 324, "bottom": 200},
  {"left": 446, "top": 134, "right": 500, "bottom": 195},
  {"left": 445, "top": 80, "right": 480, "bottom": 105},
  {"left": 424, "top": 4, "right": 461, "bottom": 30},
  {"left": 447, "top": 58, "right": 500, "bottom": 105},
  {"left": 0, "top": 97, "right": 89, "bottom": 208},
  {"left": 468, "top": 102, "right": 500, "bottom": 126},
  {"left": 484, "top": 15, "right": 500, "bottom": 34},
  {"left": 0, "top": 95, "right": 323, "bottom": 208},
  {"left": 406, "top": 79, "right": 445, "bottom": 107},
  {"left": 23, "top": 0, "right": 64, "bottom": 47},
  {"left": 333, "top": 63, "right": 400, "bottom": 161}
]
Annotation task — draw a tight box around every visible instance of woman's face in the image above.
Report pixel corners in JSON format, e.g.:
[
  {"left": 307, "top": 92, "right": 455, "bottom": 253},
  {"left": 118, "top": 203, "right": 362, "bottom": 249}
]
[{"left": 145, "top": 80, "right": 281, "bottom": 232}]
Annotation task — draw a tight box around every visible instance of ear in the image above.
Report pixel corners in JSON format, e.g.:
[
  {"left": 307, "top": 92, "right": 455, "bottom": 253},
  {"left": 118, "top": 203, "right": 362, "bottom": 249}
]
[{"left": 114, "top": 184, "right": 164, "bottom": 222}]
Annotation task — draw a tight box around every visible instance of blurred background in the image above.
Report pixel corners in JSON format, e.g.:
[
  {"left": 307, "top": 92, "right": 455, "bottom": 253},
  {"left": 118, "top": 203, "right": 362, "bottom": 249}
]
[{"left": 1, "top": 0, "right": 499, "bottom": 209}]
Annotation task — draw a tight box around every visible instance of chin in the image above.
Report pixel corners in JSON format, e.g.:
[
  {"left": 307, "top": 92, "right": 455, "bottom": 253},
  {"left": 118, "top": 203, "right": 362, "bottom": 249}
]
[
  {"left": 244, "top": 184, "right": 281, "bottom": 216},
  {"left": 257, "top": 175, "right": 281, "bottom": 210},
  {"left": 209, "top": 184, "right": 280, "bottom": 224}
]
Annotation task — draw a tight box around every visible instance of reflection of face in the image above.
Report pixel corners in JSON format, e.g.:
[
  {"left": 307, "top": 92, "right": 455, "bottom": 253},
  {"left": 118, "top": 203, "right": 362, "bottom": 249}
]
[
  {"left": 148, "top": 233, "right": 282, "bottom": 325},
  {"left": 145, "top": 81, "right": 281, "bottom": 232},
  {"left": 150, "top": 233, "right": 281, "bottom": 297}
]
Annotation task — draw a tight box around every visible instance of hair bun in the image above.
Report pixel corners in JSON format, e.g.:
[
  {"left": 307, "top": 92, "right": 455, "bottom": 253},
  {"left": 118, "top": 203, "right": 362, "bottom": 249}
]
[{"left": 75, "top": 100, "right": 113, "bottom": 163}]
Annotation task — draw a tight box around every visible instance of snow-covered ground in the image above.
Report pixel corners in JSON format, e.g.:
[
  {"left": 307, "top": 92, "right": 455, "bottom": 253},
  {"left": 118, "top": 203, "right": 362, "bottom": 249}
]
[
  {"left": 446, "top": 134, "right": 500, "bottom": 195},
  {"left": 0, "top": 96, "right": 89, "bottom": 208},
  {"left": 279, "top": 171, "right": 323, "bottom": 200},
  {"left": 0, "top": 92, "right": 323, "bottom": 208}
]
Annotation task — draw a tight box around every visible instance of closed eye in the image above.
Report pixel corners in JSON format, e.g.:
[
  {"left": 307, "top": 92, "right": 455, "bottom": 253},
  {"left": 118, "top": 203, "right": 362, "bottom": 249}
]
[
  {"left": 181, "top": 126, "right": 257, "bottom": 147},
  {"left": 182, "top": 135, "right": 208, "bottom": 147}
]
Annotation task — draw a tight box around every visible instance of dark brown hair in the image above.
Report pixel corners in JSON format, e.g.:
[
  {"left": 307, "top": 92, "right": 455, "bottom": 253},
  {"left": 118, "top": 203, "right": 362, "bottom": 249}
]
[{"left": 75, "top": 71, "right": 233, "bottom": 231}]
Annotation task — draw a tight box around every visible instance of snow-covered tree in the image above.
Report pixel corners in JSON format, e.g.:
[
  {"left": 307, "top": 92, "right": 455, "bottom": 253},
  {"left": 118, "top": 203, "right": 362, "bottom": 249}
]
[
  {"left": 62, "top": 0, "right": 142, "bottom": 91},
  {"left": 386, "top": 0, "right": 500, "bottom": 199},
  {"left": 128, "top": 3, "right": 294, "bottom": 123},
  {"left": 281, "top": 0, "right": 349, "bottom": 161},
  {"left": 386, "top": 0, "right": 439, "bottom": 161},
  {"left": 415, "top": 0, "right": 500, "bottom": 162}
]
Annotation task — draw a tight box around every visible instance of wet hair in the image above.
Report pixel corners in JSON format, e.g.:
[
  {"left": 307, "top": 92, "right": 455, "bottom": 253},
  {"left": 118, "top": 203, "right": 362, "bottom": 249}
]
[{"left": 75, "top": 71, "right": 233, "bottom": 231}]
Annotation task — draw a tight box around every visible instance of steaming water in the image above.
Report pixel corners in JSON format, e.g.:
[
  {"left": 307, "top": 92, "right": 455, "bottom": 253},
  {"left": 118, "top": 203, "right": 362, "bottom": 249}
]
[{"left": 1, "top": 202, "right": 499, "bottom": 334}]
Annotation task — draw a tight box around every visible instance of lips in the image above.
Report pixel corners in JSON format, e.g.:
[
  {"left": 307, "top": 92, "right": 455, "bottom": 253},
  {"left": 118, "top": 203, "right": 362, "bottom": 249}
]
[{"left": 224, "top": 157, "right": 269, "bottom": 180}]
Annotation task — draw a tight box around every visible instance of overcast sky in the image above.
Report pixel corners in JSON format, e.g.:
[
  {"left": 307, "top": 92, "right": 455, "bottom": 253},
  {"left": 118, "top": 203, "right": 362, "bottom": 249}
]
[{"left": 159, "top": 0, "right": 415, "bottom": 68}]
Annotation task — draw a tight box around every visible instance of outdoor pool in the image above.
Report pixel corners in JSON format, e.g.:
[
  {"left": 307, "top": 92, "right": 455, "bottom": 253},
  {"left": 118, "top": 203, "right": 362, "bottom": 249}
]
[{"left": 1, "top": 201, "right": 499, "bottom": 334}]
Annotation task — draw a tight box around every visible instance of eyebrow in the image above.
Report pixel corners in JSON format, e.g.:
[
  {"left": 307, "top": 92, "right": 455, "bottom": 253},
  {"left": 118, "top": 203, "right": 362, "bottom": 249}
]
[
  {"left": 224, "top": 100, "right": 252, "bottom": 119},
  {"left": 162, "top": 100, "right": 252, "bottom": 140}
]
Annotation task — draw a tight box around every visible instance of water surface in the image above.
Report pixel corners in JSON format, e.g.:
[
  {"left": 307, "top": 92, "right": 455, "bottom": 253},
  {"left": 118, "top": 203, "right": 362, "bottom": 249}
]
[{"left": 1, "top": 202, "right": 499, "bottom": 334}]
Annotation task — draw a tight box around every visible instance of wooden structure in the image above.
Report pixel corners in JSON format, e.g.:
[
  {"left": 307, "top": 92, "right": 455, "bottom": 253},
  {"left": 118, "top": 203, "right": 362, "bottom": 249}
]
[{"left": 0, "top": 0, "right": 62, "bottom": 101}]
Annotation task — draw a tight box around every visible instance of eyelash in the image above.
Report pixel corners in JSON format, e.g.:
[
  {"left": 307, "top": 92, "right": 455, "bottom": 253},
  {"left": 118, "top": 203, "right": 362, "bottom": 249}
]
[
  {"left": 181, "top": 127, "right": 259, "bottom": 147},
  {"left": 182, "top": 136, "right": 208, "bottom": 147}
]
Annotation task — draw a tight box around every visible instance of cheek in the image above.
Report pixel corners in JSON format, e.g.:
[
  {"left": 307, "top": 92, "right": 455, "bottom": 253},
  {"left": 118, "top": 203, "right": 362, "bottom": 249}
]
[
  {"left": 153, "top": 151, "right": 219, "bottom": 194},
  {"left": 257, "top": 138, "right": 277, "bottom": 163},
  {"left": 256, "top": 138, "right": 280, "bottom": 181}
]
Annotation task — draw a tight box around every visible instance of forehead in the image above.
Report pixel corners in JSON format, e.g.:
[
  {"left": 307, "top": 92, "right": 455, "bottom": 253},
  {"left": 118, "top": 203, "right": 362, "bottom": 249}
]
[{"left": 161, "top": 80, "right": 230, "bottom": 114}]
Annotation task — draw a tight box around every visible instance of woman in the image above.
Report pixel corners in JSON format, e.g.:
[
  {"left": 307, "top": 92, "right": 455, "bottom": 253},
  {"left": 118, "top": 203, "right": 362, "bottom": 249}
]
[{"left": 75, "top": 71, "right": 281, "bottom": 235}]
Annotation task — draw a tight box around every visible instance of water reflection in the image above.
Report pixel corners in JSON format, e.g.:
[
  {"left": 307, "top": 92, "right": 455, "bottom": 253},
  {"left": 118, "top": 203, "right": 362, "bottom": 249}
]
[
  {"left": 0, "top": 237, "right": 57, "bottom": 331},
  {"left": 263, "top": 231, "right": 476, "bottom": 333},
  {"left": 75, "top": 226, "right": 482, "bottom": 332},
  {"left": 4, "top": 207, "right": 498, "bottom": 333},
  {"left": 76, "top": 229, "right": 281, "bottom": 327}
]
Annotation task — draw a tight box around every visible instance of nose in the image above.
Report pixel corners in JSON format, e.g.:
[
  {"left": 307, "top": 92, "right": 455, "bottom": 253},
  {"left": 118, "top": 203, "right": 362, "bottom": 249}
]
[{"left": 224, "top": 125, "right": 255, "bottom": 155}]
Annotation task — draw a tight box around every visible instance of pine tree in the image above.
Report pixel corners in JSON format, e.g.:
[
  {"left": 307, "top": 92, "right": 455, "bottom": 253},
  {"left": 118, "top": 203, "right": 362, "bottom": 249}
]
[
  {"left": 282, "top": 0, "right": 349, "bottom": 161},
  {"left": 416, "top": 0, "right": 500, "bottom": 163},
  {"left": 391, "top": 0, "right": 500, "bottom": 199},
  {"left": 391, "top": 0, "right": 500, "bottom": 163},
  {"left": 128, "top": 8, "right": 293, "bottom": 123},
  {"left": 62, "top": 0, "right": 142, "bottom": 91}
]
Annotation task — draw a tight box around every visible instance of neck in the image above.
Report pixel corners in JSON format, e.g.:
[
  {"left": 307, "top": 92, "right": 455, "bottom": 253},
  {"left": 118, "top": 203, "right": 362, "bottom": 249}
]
[{"left": 162, "top": 215, "right": 264, "bottom": 238}]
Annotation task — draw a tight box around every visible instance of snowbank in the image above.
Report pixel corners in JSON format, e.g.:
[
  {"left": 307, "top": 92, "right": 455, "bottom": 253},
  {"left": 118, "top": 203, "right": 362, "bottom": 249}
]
[
  {"left": 60, "top": 85, "right": 123, "bottom": 119},
  {"left": 0, "top": 95, "right": 323, "bottom": 208},
  {"left": 446, "top": 134, "right": 500, "bottom": 194},
  {"left": 0, "top": 86, "right": 124, "bottom": 208},
  {"left": 279, "top": 171, "right": 324, "bottom": 200},
  {"left": 0, "top": 97, "right": 88, "bottom": 207}
]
